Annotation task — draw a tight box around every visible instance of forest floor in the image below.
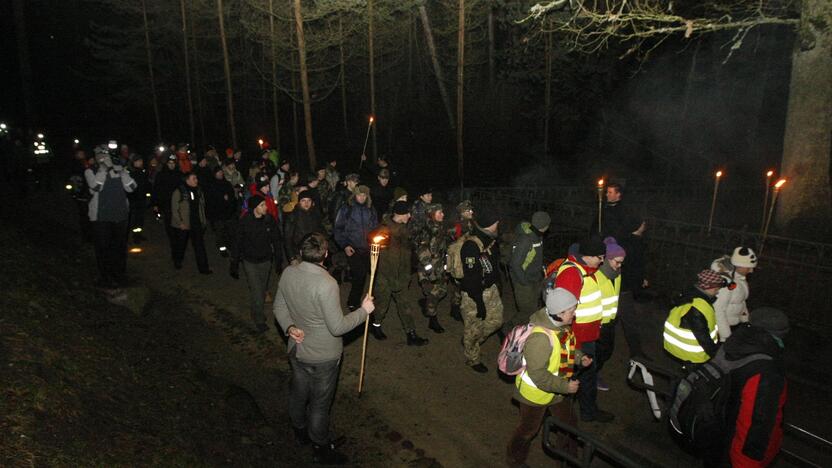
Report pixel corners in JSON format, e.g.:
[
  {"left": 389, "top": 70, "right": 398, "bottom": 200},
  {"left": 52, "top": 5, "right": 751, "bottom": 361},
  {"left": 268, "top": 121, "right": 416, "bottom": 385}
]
[{"left": 1, "top": 188, "right": 829, "bottom": 467}]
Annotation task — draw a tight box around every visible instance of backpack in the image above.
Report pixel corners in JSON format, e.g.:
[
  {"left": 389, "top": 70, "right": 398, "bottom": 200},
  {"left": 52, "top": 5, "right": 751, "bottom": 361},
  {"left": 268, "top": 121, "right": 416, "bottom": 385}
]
[
  {"left": 497, "top": 324, "right": 556, "bottom": 375},
  {"left": 668, "top": 348, "right": 771, "bottom": 453},
  {"left": 446, "top": 233, "right": 493, "bottom": 280}
]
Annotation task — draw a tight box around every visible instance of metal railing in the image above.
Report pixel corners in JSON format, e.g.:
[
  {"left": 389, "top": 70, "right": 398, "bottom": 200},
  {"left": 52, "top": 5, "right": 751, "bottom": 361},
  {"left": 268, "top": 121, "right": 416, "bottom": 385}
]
[{"left": 542, "top": 416, "right": 655, "bottom": 468}]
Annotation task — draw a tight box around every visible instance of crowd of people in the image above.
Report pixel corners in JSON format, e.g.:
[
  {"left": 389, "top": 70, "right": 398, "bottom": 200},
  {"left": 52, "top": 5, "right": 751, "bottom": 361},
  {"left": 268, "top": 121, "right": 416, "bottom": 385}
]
[{"left": 64, "top": 141, "right": 787, "bottom": 467}]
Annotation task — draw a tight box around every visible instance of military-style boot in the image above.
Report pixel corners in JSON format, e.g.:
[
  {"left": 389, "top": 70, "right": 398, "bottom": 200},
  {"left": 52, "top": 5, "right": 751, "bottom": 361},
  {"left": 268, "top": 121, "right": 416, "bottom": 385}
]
[
  {"left": 370, "top": 323, "right": 387, "bottom": 340},
  {"left": 428, "top": 316, "right": 445, "bottom": 334},
  {"left": 406, "top": 330, "right": 428, "bottom": 346},
  {"left": 450, "top": 304, "right": 462, "bottom": 322}
]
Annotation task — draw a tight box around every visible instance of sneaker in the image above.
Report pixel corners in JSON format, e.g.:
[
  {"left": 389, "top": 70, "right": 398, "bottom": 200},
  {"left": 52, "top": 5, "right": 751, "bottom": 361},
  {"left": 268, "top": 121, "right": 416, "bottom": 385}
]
[
  {"left": 312, "top": 442, "right": 348, "bottom": 465},
  {"left": 597, "top": 375, "right": 610, "bottom": 391},
  {"left": 470, "top": 363, "right": 488, "bottom": 374},
  {"left": 581, "top": 409, "right": 615, "bottom": 423}
]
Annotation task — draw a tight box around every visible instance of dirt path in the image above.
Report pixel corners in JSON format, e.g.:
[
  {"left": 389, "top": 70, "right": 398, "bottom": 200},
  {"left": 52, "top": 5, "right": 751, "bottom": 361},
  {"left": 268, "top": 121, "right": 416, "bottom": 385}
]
[{"left": 8, "top": 190, "right": 829, "bottom": 467}]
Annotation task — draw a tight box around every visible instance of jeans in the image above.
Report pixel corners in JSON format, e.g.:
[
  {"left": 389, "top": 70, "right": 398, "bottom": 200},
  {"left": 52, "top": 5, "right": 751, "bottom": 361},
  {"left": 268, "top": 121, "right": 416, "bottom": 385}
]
[
  {"left": 242, "top": 260, "right": 272, "bottom": 327},
  {"left": 288, "top": 352, "right": 341, "bottom": 446}
]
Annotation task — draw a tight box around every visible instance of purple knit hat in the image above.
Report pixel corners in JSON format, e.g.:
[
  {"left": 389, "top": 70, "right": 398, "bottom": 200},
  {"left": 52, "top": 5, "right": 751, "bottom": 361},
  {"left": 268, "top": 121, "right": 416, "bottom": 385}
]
[{"left": 603, "top": 237, "right": 626, "bottom": 259}]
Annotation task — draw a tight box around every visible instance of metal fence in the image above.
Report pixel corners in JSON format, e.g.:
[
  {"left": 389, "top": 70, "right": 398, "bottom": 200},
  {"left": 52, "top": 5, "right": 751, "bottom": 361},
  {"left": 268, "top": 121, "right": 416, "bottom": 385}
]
[{"left": 462, "top": 187, "right": 832, "bottom": 332}]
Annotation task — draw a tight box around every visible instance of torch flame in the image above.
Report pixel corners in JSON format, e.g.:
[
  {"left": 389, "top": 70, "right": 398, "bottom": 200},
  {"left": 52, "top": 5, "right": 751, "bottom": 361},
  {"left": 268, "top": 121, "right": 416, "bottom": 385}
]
[
  {"left": 258, "top": 138, "right": 264, "bottom": 145},
  {"left": 129, "top": 247, "right": 143, "bottom": 254},
  {"left": 715, "top": 170, "right": 723, "bottom": 178},
  {"left": 766, "top": 170, "right": 774, "bottom": 177},
  {"left": 369, "top": 116, "right": 374, "bottom": 123},
  {"left": 372, "top": 235, "right": 386, "bottom": 244},
  {"left": 597, "top": 178, "right": 604, "bottom": 187},
  {"left": 774, "top": 178, "right": 786, "bottom": 189}
]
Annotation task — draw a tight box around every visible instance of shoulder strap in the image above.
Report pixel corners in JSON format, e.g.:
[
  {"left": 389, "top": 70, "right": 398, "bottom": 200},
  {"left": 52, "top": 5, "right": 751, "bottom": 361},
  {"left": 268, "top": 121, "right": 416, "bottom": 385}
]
[{"left": 711, "top": 347, "right": 772, "bottom": 373}]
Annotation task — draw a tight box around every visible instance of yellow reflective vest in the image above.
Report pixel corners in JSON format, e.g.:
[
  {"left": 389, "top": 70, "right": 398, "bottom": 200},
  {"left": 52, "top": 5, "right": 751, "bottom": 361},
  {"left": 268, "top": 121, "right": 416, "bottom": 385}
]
[
  {"left": 663, "top": 297, "right": 718, "bottom": 363},
  {"left": 557, "top": 262, "right": 603, "bottom": 325},
  {"left": 515, "top": 326, "right": 575, "bottom": 405},
  {"left": 597, "top": 270, "right": 621, "bottom": 325}
]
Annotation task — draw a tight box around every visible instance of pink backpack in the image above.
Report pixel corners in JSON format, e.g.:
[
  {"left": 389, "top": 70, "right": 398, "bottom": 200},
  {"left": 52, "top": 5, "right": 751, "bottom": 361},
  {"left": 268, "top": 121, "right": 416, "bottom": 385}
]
[{"left": 497, "top": 324, "right": 555, "bottom": 375}]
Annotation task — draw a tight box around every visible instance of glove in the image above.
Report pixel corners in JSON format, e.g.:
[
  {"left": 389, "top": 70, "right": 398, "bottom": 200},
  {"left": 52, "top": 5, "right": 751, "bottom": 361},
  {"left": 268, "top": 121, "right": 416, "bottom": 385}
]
[
  {"left": 475, "top": 298, "right": 487, "bottom": 320},
  {"left": 229, "top": 265, "right": 239, "bottom": 280}
]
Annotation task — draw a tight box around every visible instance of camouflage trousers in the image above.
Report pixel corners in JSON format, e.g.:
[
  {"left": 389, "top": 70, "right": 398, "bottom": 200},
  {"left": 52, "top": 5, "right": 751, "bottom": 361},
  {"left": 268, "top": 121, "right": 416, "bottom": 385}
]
[
  {"left": 372, "top": 278, "right": 416, "bottom": 332},
  {"left": 419, "top": 276, "right": 448, "bottom": 317},
  {"left": 461, "top": 284, "right": 504, "bottom": 366}
]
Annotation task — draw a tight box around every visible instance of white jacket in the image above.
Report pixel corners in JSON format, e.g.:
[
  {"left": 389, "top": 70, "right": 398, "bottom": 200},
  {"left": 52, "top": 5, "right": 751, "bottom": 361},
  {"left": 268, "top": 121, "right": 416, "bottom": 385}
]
[{"left": 710, "top": 256, "right": 750, "bottom": 342}]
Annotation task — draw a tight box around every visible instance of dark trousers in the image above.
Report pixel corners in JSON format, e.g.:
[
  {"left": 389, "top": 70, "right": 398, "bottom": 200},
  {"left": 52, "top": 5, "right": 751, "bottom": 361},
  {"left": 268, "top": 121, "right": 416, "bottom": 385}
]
[
  {"left": 288, "top": 352, "right": 341, "bottom": 446},
  {"left": 617, "top": 291, "right": 645, "bottom": 357},
  {"left": 173, "top": 226, "right": 209, "bottom": 272},
  {"left": 506, "top": 403, "right": 554, "bottom": 466},
  {"left": 242, "top": 260, "right": 272, "bottom": 327},
  {"left": 91, "top": 220, "right": 128, "bottom": 284},
  {"left": 345, "top": 250, "right": 370, "bottom": 309},
  {"left": 162, "top": 211, "right": 177, "bottom": 261},
  {"left": 577, "top": 341, "right": 598, "bottom": 419},
  {"left": 128, "top": 203, "right": 145, "bottom": 239},
  {"left": 595, "top": 322, "right": 616, "bottom": 373},
  {"left": 75, "top": 199, "right": 92, "bottom": 241},
  {"left": 210, "top": 218, "right": 235, "bottom": 251}
]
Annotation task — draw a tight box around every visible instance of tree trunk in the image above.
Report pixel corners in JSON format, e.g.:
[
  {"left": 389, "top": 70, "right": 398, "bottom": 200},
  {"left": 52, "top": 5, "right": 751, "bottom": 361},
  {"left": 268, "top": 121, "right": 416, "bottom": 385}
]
[
  {"left": 140, "top": 0, "right": 162, "bottom": 143},
  {"left": 368, "top": 0, "right": 378, "bottom": 162},
  {"left": 269, "top": 0, "right": 281, "bottom": 152},
  {"left": 189, "top": 0, "right": 206, "bottom": 148},
  {"left": 217, "top": 0, "right": 237, "bottom": 148},
  {"left": 339, "top": 15, "right": 349, "bottom": 139},
  {"left": 456, "top": 0, "right": 465, "bottom": 192},
  {"left": 543, "top": 30, "right": 552, "bottom": 156},
  {"left": 418, "top": 4, "right": 455, "bottom": 129},
  {"left": 12, "top": 0, "right": 35, "bottom": 128},
  {"left": 289, "top": 13, "right": 300, "bottom": 165},
  {"left": 293, "top": 0, "right": 316, "bottom": 170},
  {"left": 180, "top": 0, "right": 195, "bottom": 146},
  {"left": 487, "top": 4, "right": 495, "bottom": 90},
  {"left": 778, "top": 0, "right": 832, "bottom": 234}
]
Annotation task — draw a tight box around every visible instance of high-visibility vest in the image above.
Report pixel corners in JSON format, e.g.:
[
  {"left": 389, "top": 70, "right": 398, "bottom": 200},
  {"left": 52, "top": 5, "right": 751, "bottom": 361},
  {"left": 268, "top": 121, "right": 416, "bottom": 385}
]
[
  {"left": 557, "top": 262, "right": 603, "bottom": 324},
  {"left": 663, "top": 297, "right": 719, "bottom": 363},
  {"left": 597, "top": 270, "right": 621, "bottom": 325},
  {"left": 516, "top": 327, "right": 575, "bottom": 405}
]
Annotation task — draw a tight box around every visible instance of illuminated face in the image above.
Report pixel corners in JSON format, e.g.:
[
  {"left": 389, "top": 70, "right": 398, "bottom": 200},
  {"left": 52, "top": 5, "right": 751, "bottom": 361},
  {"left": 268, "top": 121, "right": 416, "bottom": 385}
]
[
  {"left": 461, "top": 209, "right": 473, "bottom": 220},
  {"left": 167, "top": 160, "right": 176, "bottom": 169},
  {"left": 606, "top": 187, "right": 621, "bottom": 203},
  {"left": 346, "top": 180, "right": 358, "bottom": 191},
  {"left": 133, "top": 158, "right": 144, "bottom": 168},
  {"left": 607, "top": 256, "right": 625, "bottom": 272},
  {"left": 421, "top": 193, "right": 433, "bottom": 203},
  {"left": 584, "top": 255, "right": 604, "bottom": 269},
  {"left": 558, "top": 305, "right": 578, "bottom": 324},
  {"left": 432, "top": 210, "right": 444, "bottom": 222},
  {"left": 317, "top": 169, "right": 326, "bottom": 180},
  {"left": 355, "top": 193, "right": 368, "bottom": 204},
  {"left": 289, "top": 174, "right": 299, "bottom": 184},
  {"left": 254, "top": 201, "right": 268, "bottom": 217},
  {"left": 185, "top": 174, "right": 198, "bottom": 187},
  {"left": 393, "top": 212, "right": 410, "bottom": 224},
  {"left": 379, "top": 177, "right": 389, "bottom": 187},
  {"left": 299, "top": 198, "right": 313, "bottom": 211}
]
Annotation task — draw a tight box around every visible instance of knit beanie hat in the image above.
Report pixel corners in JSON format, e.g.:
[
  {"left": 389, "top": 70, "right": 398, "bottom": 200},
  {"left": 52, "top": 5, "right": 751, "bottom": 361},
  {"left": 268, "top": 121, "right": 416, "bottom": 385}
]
[
  {"left": 531, "top": 211, "right": 551, "bottom": 231},
  {"left": 393, "top": 186, "right": 408, "bottom": 200},
  {"left": 603, "top": 237, "right": 626, "bottom": 259},
  {"left": 477, "top": 208, "right": 499, "bottom": 229},
  {"left": 750, "top": 307, "right": 789, "bottom": 339},
  {"left": 256, "top": 175, "right": 270, "bottom": 189},
  {"left": 579, "top": 238, "right": 606, "bottom": 257},
  {"left": 392, "top": 200, "right": 410, "bottom": 215},
  {"left": 731, "top": 246, "right": 758, "bottom": 268},
  {"left": 248, "top": 194, "right": 266, "bottom": 212},
  {"left": 297, "top": 190, "right": 313, "bottom": 202},
  {"left": 697, "top": 269, "right": 726, "bottom": 290},
  {"left": 545, "top": 288, "right": 579, "bottom": 319}
]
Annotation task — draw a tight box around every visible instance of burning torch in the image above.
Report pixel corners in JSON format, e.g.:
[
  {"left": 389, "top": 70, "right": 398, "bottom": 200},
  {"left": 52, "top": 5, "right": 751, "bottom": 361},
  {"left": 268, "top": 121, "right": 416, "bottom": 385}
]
[
  {"left": 358, "top": 228, "right": 387, "bottom": 395},
  {"left": 759, "top": 178, "right": 786, "bottom": 256},
  {"left": 761, "top": 170, "right": 774, "bottom": 229},
  {"left": 707, "top": 170, "right": 723, "bottom": 236},
  {"left": 359, "top": 116, "right": 374, "bottom": 169},
  {"left": 596, "top": 178, "right": 604, "bottom": 234}
]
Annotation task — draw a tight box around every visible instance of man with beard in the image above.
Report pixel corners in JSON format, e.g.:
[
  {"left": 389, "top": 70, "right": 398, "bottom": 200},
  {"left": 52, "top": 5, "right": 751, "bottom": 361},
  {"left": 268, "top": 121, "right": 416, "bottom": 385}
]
[{"left": 284, "top": 190, "right": 325, "bottom": 264}]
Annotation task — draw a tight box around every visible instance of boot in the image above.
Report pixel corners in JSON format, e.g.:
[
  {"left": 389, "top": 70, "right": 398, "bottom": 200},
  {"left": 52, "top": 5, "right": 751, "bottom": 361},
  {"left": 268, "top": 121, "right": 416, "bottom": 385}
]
[
  {"left": 428, "top": 316, "right": 445, "bottom": 334},
  {"left": 470, "top": 363, "right": 489, "bottom": 373},
  {"left": 406, "top": 330, "right": 428, "bottom": 346},
  {"left": 370, "top": 323, "right": 387, "bottom": 340},
  {"left": 450, "top": 304, "right": 462, "bottom": 322},
  {"left": 292, "top": 426, "right": 311, "bottom": 446},
  {"left": 312, "top": 442, "right": 348, "bottom": 465}
]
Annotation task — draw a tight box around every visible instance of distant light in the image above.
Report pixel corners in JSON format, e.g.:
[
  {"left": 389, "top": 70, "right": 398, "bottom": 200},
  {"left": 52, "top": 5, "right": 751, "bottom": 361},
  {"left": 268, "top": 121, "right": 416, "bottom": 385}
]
[
  {"left": 37, "top": 133, "right": 44, "bottom": 139},
  {"left": 219, "top": 246, "right": 227, "bottom": 252},
  {"left": 158, "top": 145, "right": 165, "bottom": 152},
  {"left": 766, "top": 170, "right": 774, "bottom": 177},
  {"left": 74, "top": 139, "right": 80, "bottom": 144},
  {"left": 715, "top": 170, "right": 723, "bottom": 178},
  {"left": 258, "top": 138, "right": 264, "bottom": 145},
  {"left": 0, "top": 123, "right": 7, "bottom": 130},
  {"left": 65, "top": 184, "right": 73, "bottom": 190},
  {"left": 774, "top": 178, "right": 786, "bottom": 189},
  {"left": 129, "top": 247, "right": 143, "bottom": 254},
  {"left": 145, "top": 193, "right": 151, "bottom": 198},
  {"left": 108, "top": 140, "right": 118, "bottom": 150}
]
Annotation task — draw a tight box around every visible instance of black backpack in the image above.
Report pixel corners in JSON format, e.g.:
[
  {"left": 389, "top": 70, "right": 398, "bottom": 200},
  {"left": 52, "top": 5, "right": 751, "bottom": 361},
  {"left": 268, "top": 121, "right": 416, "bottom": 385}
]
[{"left": 668, "top": 347, "right": 771, "bottom": 453}]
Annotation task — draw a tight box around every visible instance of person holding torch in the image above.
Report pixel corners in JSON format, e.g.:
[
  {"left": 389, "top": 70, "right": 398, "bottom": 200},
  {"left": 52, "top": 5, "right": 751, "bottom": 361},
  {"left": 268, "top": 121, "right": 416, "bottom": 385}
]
[{"left": 273, "top": 232, "right": 374, "bottom": 465}]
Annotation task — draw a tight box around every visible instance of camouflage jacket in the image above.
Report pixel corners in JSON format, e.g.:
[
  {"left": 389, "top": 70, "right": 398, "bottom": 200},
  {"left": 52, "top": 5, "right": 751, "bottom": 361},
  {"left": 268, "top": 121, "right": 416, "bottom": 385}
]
[{"left": 414, "top": 220, "right": 448, "bottom": 282}]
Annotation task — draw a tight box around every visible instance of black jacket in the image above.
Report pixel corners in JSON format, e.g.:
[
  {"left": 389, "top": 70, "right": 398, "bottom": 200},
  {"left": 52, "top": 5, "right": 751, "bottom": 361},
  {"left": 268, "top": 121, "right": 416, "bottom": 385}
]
[
  {"left": 371, "top": 183, "right": 393, "bottom": 220},
  {"left": 204, "top": 178, "right": 237, "bottom": 221},
  {"left": 232, "top": 211, "right": 282, "bottom": 266},
  {"left": 127, "top": 167, "right": 151, "bottom": 207},
  {"left": 284, "top": 208, "right": 325, "bottom": 261},
  {"left": 152, "top": 168, "right": 182, "bottom": 214},
  {"left": 460, "top": 227, "right": 500, "bottom": 316}
]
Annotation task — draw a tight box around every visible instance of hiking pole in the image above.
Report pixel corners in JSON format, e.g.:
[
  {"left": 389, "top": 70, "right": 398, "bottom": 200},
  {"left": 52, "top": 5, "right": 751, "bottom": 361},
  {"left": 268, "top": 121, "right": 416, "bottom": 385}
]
[
  {"left": 358, "top": 232, "right": 386, "bottom": 395},
  {"left": 359, "top": 116, "right": 374, "bottom": 170}
]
